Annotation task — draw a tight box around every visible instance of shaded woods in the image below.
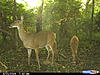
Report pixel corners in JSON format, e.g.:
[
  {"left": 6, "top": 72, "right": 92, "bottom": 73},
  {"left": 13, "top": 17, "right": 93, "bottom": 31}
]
[{"left": 0, "top": 0, "right": 100, "bottom": 72}]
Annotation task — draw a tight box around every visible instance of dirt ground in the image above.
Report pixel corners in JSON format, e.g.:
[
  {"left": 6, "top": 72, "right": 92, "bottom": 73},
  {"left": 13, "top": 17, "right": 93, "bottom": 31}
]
[{"left": 0, "top": 44, "right": 100, "bottom": 72}]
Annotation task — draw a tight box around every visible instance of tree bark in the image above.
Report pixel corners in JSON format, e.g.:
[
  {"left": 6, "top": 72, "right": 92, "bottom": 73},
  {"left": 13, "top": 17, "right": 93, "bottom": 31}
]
[
  {"left": 90, "top": 0, "right": 94, "bottom": 40},
  {"left": 0, "top": 0, "right": 7, "bottom": 41},
  {"left": 91, "top": 0, "right": 94, "bottom": 22},
  {"left": 36, "top": 0, "right": 44, "bottom": 32},
  {"left": 11, "top": 0, "right": 17, "bottom": 49}
]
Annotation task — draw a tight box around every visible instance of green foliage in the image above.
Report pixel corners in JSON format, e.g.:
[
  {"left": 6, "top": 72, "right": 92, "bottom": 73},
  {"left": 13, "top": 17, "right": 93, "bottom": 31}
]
[
  {"left": 0, "top": 0, "right": 100, "bottom": 48},
  {"left": 92, "top": 32, "right": 100, "bottom": 40},
  {"left": 0, "top": 0, "right": 100, "bottom": 72}
]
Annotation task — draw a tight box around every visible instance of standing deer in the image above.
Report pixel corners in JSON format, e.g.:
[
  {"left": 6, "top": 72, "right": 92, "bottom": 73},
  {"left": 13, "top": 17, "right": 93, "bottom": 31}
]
[
  {"left": 70, "top": 35, "right": 80, "bottom": 63},
  {"left": 9, "top": 16, "right": 57, "bottom": 70}
]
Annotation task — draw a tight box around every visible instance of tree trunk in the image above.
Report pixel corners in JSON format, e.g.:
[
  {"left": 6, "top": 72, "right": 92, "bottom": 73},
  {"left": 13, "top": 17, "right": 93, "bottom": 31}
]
[
  {"left": 36, "top": 0, "right": 44, "bottom": 32},
  {"left": 91, "top": 0, "right": 94, "bottom": 23},
  {"left": 11, "top": 0, "right": 17, "bottom": 49},
  {"left": 90, "top": 0, "right": 94, "bottom": 40},
  {"left": 0, "top": 1, "right": 6, "bottom": 41},
  {"left": 59, "top": 19, "right": 67, "bottom": 49}
]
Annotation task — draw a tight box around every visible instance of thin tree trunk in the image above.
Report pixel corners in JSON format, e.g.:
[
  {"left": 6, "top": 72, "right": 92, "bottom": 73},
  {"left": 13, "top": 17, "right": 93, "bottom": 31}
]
[
  {"left": 0, "top": 1, "right": 7, "bottom": 41},
  {"left": 91, "top": 0, "right": 94, "bottom": 22},
  {"left": 11, "top": 0, "right": 17, "bottom": 49},
  {"left": 36, "top": 0, "right": 44, "bottom": 32},
  {"left": 90, "top": 0, "right": 94, "bottom": 40}
]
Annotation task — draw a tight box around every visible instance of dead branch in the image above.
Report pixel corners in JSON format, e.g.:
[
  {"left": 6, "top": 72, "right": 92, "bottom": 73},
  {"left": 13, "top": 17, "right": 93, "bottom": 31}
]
[
  {"left": 0, "top": 61, "right": 8, "bottom": 69},
  {"left": 0, "top": 29, "right": 11, "bottom": 36},
  {"left": 59, "top": 53, "right": 67, "bottom": 59}
]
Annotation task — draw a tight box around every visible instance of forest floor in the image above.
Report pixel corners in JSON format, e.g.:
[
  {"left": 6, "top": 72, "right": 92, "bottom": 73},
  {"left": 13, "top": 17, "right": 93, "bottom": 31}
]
[{"left": 0, "top": 43, "right": 100, "bottom": 73}]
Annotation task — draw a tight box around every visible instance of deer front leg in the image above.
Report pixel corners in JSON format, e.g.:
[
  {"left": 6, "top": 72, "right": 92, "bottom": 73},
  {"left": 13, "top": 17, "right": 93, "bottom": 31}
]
[
  {"left": 51, "top": 50, "right": 54, "bottom": 65},
  {"left": 35, "top": 48, "right": 40, "bottom": 70},
  {"left": 27, "top": 49, "right": 32, "bottom": 65}
]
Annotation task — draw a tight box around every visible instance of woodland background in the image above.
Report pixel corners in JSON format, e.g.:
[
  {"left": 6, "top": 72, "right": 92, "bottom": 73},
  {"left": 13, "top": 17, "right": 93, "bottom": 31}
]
[{"left": 0, "top": 0, "right": 100, "bottom": 72}]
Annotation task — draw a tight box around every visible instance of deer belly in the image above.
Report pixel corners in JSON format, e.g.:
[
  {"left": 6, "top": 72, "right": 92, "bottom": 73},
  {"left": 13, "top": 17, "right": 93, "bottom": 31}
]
[
  {"left": 23, "top": 41, "right": 34, "bottom": 49},
  {"left": 23, "top": 41, "right": 46, "bottom": 49},
  {"left": 39, "top": 43, "right": 47, "bottom": 48}
]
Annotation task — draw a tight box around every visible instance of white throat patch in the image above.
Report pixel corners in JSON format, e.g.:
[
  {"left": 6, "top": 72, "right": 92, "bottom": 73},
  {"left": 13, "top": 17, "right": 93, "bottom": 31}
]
[{"left": 12, "top": 26, "right": 20, "bottom": 29}]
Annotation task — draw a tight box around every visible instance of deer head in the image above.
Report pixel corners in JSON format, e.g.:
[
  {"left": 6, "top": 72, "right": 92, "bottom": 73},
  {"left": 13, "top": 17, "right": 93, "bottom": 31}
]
[{"left": 9, "top": 16, "right": 24, "bottom": 29}]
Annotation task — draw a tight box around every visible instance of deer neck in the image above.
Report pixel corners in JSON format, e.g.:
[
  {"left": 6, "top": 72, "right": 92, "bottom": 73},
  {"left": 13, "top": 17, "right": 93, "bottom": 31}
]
[{"left": 17, "top": 24, "right": 27, "bottom": 41}]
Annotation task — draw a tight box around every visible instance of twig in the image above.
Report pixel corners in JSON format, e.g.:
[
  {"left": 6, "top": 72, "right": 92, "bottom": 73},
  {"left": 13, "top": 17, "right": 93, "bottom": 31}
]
[
  {"left": 59, "top": 53, "right": 67, "bottom": 59},
  {"left": 0, "top": 61, "right": 8, "bottom": 69}
]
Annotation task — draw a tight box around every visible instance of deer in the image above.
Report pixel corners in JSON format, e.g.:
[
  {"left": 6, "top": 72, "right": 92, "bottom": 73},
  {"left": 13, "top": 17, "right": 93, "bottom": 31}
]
[
  {"left": 9, "top": 16, "right": 57, "bottom": 70},
  {"left": 70, "top": 35, "right": 80, "bottom": 63}
]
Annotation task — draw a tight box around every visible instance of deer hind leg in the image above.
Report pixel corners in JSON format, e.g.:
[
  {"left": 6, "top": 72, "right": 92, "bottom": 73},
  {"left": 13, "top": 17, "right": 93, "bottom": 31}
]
[
  {"left": 72, "top": 52, "right": 76, "bottom": 63},
  {"left": 53, "top": 41, "right": 58, "bottom": 61},
  {"left": 72, "top": 48, "right": 79, "bottom": 64},
  {"left": 45, "top": 45, "right": 50, "bottom": 61},
  {"left": 34, "top": 48, "right": 40, "bottom": 70},
  {"left": 71, "top": 48, "right": 77, "bottom": 64},
  {"left": 51, "top": 48, "right": 54, "bottom": 65},
  {"left": 74, "top": 46, "right": 80, "bottom": 63},
  {"left": 27, "top": 49, "right": 32, "bottom": 65},
  {"left": 76, "top": 52, "right": 80, "bottom": 63},
  {"left": 49, "top": 45, "right": 54, "bottom": 65}
]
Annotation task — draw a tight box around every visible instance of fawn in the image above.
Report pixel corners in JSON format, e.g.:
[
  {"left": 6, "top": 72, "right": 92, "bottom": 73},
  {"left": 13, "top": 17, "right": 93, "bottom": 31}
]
[{"left": 70, "top": 35, "right": 80, "bottom": 63}]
